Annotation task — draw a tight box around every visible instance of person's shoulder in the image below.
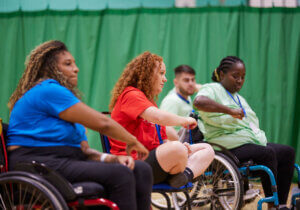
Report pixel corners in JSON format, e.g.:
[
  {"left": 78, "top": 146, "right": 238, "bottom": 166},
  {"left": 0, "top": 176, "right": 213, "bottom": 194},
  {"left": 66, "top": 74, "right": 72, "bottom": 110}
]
[
  {"left": 196, "top": 83, "right": 223, "bottom": 98},
  {"left": 123, "top": 86, "right": 141, "bottom": 94},
  {"left": 122, "top": 86, "right": 144, "bottom": 97},
  {"left": 31, "top": 79, "right": 75, "bottom": 102},
  {"left": 120, "top": 86, "right": 149, "bottom": 103},
  {"left": 201, "top": 82, "right": 220, "bottom": 89},
  {"left": 161, "top": 89, "right": 180, "bottom": 104},
  {"left": 166, "top": 87, "right": 176, "bottom": 95},
  {"left": 36, "top": 79, "right": 63, "bottom": 89},
  {"left": 163, "top": 88, "right": 177, "bottom": 99},
  {"left": 199, "top": 83, "right": 223, "bottom": 92}
]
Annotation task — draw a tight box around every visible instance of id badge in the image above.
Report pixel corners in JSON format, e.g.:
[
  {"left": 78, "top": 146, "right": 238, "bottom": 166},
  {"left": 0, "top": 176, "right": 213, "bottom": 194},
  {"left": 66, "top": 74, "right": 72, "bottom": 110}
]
[{"left": 249, "top": 122, "right": 260, "bottom": 133}]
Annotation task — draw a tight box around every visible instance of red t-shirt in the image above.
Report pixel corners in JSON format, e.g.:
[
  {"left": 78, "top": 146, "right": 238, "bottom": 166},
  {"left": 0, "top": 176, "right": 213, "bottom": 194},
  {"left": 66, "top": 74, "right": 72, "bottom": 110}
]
[{"left": 109, "top": 86, "right": 167, "bottom": 159}]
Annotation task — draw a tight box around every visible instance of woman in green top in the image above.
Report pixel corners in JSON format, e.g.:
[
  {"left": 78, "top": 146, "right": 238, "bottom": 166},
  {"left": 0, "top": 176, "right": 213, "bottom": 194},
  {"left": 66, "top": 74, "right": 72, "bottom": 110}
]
[{"left": 193, "top": 56, "right": 295, "bottom": 209}]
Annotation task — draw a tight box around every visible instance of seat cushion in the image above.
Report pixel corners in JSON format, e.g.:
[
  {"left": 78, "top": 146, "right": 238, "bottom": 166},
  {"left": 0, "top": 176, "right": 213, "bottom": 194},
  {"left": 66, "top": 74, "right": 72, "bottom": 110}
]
[
  {"left": 72, "top": 182, "right": 106, "bottom": 198},
  {"left": 152, "top": 182, "right": 193, "bottom": 192}
]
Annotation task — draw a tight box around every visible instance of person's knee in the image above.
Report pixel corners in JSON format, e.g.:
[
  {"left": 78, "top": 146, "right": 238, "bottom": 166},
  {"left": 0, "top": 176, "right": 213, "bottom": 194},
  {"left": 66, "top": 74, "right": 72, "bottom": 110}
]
[
  {"left": 282, "top": 145, "right": 295, "bottom": 162},
  {"left": 166, "top": 141, "right": 188, "bottom": 158},
  {"left": 264, "top": 146, "right": 276, "bottom": 161},
  {"left": 134, "top": 160, "right": 153, "bottom": 185},
  {"left": 168, "top": 142, "right": 188, "bottom": 166},
  {"left": 134, "top": 161, "right": 153, "bottom": 192},
  {"left": 203, "top": 143, "right": 215, "bottom": 162},
  {"left": 110, "top": 164, "right": 135, "bottom": 187},
  {"left": 157, "top": 142, "right": 188, "bottom": 173}
]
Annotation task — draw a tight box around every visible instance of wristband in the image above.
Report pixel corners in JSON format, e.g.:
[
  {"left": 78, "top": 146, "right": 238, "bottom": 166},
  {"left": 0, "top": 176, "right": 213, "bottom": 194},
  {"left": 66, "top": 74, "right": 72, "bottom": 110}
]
[{"left": 100, "top": 154, "right": 108, "bottom": 162}]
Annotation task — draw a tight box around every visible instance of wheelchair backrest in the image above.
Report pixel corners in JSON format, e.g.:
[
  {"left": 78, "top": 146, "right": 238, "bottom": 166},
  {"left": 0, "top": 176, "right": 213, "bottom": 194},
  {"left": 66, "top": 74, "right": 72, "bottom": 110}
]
[
  {"left": 0, "top": 119, "right": 8, "bottom": 172},
  {"left": 99, "top": 112, "right": 112, "bottom": 153},
  {"left": 100, "top": 133, "right": 111, "bottom": 153}
]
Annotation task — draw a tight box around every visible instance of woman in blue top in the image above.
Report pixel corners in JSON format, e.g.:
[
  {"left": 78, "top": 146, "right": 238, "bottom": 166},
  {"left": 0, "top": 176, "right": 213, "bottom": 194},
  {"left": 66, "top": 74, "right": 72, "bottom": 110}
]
[
  {"left": 193, "top": 56, "right": 295, "bottom": 209},
  {"left": 7, "top": 40, "right": 152, "bottom": 210}
]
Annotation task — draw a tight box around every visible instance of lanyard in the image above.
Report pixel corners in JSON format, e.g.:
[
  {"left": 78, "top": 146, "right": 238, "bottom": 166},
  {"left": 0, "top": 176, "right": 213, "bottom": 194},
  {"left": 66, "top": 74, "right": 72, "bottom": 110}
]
[
  {"left": 176, "top": 93, "right": 190, "bottom": 104},
  {"left": 155, "top": 124, "right": 164, "bottom": 144},
  {"left": 156, "top": 124, "right": 193, "bottom": 145},
  {"left": 188, "top": 126, "right": 193, "bottom": 144},
  {"left": 177, "top": 92, "right": 195, "bottom": 113},
  {"left": 225, "top": 90, "right": 247, "bottom": 117}
]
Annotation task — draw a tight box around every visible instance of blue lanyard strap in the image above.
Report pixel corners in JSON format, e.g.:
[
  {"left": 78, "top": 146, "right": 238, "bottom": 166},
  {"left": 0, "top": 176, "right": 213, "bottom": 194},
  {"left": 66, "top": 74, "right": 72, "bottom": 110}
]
[
  {"left": 155, "top": 124, "right": 164, "bottom": 145},
  {"left": 156, "top": 124, "right": 193, "bottom": 145},
  {"left": 225, "top": 90, "right": 247, "bottom": 117},
  {"left": 176, "top": 93, "right": 190, "bottom": 104},
  {"left": 189, "top": 128, "right": 193, "bottom": 144}
]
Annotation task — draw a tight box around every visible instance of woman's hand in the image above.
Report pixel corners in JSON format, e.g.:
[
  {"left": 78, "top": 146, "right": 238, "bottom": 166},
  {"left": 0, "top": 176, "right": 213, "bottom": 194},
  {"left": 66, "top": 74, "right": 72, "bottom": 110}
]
[
  {"left": 105, "top": 154, "right": 135, "bottom": 170},
  {"left": 181, "top": 117, "right": 197, "bottom": 130},
  {"left": 126, "top": 141, "right": 149, "bottom": 160},
  {"left": 183, "top": 142, "right": 192, "bottom": 155},
  {"left": 117, "top": 156, "right": 135, "bottom": 170},
  {"left": 230, "top": 108, "right": 244, "bottom": 120}
]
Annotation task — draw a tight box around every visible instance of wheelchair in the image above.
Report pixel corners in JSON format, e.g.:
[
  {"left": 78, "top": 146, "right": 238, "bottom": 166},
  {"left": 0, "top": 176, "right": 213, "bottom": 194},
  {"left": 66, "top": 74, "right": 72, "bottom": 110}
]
[
  {"left": 149, "top": 133, "right": 245, "bottom": 210},
  {"left": 99, "top": 111, "right": 194, "bottom": 210},
  {"left": 0, "top": 120, "right": 119, "bottom": 210},
  {"left": 291, "top": 163, "right": 300, "bottom": 210},
  {"left": 100, "top": 132, "right": 193, "bottom": 210},
  {"left": 161, "top": 112, "right": 300, "bottom": 210}
]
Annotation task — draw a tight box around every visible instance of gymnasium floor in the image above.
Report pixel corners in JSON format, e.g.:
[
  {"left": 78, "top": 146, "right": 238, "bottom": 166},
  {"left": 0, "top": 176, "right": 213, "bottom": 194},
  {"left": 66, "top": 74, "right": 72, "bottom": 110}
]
[{"left": 152, "top": 183, "right": 298, "bottom": 210}]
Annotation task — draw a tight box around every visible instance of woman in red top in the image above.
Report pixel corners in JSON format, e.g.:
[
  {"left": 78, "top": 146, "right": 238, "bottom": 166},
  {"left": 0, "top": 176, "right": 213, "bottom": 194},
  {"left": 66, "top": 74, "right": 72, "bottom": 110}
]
[{"left": 109, "top": 52, "right": 214, "bottom": 187}]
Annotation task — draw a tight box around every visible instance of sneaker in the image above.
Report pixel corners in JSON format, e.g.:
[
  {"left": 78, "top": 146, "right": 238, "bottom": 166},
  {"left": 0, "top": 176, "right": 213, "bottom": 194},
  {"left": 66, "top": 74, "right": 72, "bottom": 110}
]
[
  {"left": 243, "top": 188, "right": 260, "bottom": 201},
  {"left": 168, "top": 172, "right": 189, "bottom": 188}
]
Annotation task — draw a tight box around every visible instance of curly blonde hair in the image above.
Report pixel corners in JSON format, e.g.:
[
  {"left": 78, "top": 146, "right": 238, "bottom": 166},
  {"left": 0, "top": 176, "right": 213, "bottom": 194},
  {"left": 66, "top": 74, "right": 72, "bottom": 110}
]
[
  {"left": 8, "top": 40, "right": 80, "bottom": 111},
  {"left": 109, "top": 51, "right": 163, "bottom": 110}
]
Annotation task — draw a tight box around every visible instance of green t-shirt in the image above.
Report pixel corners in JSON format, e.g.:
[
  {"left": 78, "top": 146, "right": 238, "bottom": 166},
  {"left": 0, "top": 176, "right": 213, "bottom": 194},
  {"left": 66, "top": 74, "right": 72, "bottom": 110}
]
[
  {"left": 195, "top": 83, "right": 267, "bottom": 149},
  {"left": 160, "top": 88, "right": 193, "bottom": 131}
]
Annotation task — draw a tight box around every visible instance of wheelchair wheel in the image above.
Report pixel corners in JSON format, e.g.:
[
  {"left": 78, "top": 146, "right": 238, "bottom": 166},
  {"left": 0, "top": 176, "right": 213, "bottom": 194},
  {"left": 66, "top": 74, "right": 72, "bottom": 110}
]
[
  {"left": 0, "top": 174, "right": 68, "bottom": 210},
  {"left": 151, "top": 191, "right": 189, "bottom": 210},
  {"left": 190, "top": 152, "right": 244, "bottom": 210}
]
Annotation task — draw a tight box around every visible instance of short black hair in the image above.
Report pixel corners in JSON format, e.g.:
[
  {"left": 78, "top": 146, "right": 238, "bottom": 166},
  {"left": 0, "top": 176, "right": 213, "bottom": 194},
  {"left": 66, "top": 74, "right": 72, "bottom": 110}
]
[
  {"left": 212, "top": 56, "right": 244, "bottom": 82},
  {"left": 174, "top": 65, "right": 195, "bottom": 76}
]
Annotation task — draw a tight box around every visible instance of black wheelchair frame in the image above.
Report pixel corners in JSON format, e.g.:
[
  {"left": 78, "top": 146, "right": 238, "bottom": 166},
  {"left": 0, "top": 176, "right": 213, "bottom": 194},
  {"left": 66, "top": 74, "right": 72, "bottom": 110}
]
[{"left": 0, "top": 120, "right": 119, "bottom": 210}]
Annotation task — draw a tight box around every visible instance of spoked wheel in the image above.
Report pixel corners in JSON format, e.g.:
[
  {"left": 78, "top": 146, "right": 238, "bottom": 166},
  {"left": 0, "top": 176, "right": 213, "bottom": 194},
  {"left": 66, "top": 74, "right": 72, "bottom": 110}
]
[
  {"left": 0, "top": 175, "right": 68, "bottom": 210},
  {"left": 151, "top": 191, "right": 190, "bottom": 210},
  {"left": 190, "top": 152, "right": 244, "bottom": 210}
]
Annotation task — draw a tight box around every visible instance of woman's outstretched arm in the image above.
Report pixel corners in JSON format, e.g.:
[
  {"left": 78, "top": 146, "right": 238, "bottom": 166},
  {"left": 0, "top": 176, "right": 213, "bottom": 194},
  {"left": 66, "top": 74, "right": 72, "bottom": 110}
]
[
  {"left": 139, "top": 106, "right": 197, "bottom": 129},
  {"left": 193, "top": 95, "right": 244, "bottom": 120},
  {"left": 59, "top": 102, "right": 149, "bottom": 160}
]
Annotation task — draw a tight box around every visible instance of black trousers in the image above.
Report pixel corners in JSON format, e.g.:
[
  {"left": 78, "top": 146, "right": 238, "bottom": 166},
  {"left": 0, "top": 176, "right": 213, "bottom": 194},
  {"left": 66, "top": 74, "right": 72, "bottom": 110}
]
[
  {"left": 8, "top": 146, "right": 153, "bottom": 210},
  {"left": 229, "top": 143, "right": 295, "bottom": 204}
]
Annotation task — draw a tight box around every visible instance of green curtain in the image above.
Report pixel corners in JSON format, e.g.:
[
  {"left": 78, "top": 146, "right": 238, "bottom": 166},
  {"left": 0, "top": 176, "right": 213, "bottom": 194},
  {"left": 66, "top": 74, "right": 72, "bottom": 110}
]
[{"left": 0, "top": 7, "right": 299, "bottom": 170}]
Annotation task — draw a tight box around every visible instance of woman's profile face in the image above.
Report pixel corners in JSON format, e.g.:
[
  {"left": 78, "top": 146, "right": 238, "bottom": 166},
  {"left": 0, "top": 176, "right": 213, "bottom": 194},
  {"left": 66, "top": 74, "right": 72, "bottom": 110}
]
[
  {"left": 220, "top": 62, "right": 245, "bottom": 93},
  {"left": 152, "top": 61, "right": 167, "bottom": 96},
  {"left": 57, "top": 51, "right": 79, "bottom": 87}
]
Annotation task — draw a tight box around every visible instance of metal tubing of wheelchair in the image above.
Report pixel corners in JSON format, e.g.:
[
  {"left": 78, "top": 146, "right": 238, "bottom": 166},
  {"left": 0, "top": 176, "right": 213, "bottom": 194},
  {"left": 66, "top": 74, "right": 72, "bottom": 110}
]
[
  {"left": 239, "top": 165, "right": 279, "bottom": 209},
  {"left": 292, "top": 192, "right": 300, "bottom": 206},
  {"left": 183, "top": 191, "right": 192, "bottom": 210},
  {"left": 292, "top": 164, "right": 300, "bottom": 206},
  {"left": 171, "top": 193, "right": 180, "bottom": 210},
  {"left": 160, "top": 192, "right": 172, "bottom": 210},
  {"left": 295, "top": 164, "right": 300, "bottom": 185}
]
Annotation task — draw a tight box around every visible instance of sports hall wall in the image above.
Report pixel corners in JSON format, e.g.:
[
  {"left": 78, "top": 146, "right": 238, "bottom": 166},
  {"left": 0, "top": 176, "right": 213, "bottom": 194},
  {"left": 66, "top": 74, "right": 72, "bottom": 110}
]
[{"left": 0, "top": 7, "right": 299, "bottom": 165}]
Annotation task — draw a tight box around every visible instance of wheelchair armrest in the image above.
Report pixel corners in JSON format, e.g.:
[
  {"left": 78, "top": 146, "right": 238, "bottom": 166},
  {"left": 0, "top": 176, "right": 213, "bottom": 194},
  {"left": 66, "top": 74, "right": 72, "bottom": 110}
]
[{"left": 14, "top": 161, "right": 77, "bottom": 201}]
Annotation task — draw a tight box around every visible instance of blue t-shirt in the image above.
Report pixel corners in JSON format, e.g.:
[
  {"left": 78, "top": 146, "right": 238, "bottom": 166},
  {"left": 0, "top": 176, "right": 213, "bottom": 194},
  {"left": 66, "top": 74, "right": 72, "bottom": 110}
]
[{"left": 7, "top": 79, "right": 87, "bottom": 148}]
